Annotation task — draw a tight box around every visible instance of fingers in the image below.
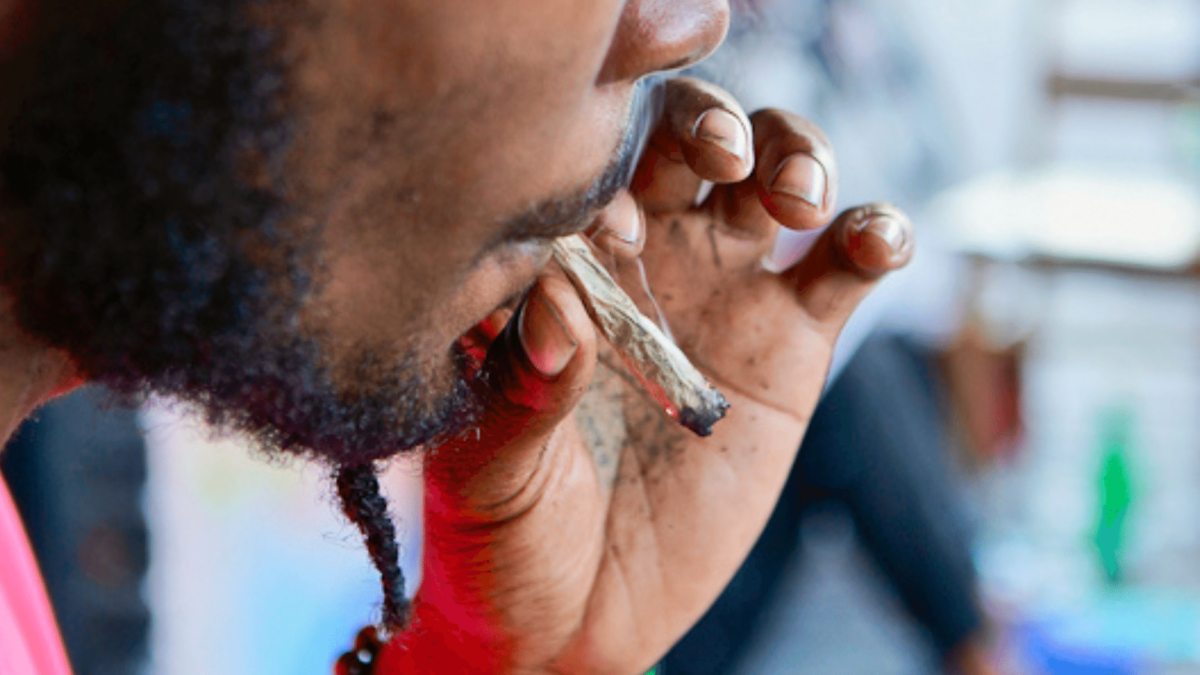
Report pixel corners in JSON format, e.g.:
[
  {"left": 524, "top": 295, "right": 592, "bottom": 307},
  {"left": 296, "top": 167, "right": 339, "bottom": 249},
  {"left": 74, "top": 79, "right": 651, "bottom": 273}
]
[
  {"left": 749, "top": 109, "right": 838, "bottom": 230},
  {"left": 709, "top": 178, "right": 779, "bottom": 244},
  {"left": 696, "top": 110, "right": 838, "bottom": 259},
  {"left": 585, "top": 190, "right": 678, "bottom": 325},
  {"left": 707, "top": 108, "right": 840, "bottom": 246},
  {"left": 630, "top": 78, "right": 839, "bottom": 243},
  {"left": 784, "top": 202, "right": 914, "bottom": 329},
  {"left": 587, "top": 189, "right": 645, "bottom": 260},
  {"left": 424, "top": 273, "right": 597, "bottom": 517},
  {"left": 632, "top": 84, "right": 840, "bottom": 270},
  {"left": 663, "top": 77, "right": 755, "bottom": 182},
  {"left": 632, "top": 77, "right": 754, "bottom": 214}
]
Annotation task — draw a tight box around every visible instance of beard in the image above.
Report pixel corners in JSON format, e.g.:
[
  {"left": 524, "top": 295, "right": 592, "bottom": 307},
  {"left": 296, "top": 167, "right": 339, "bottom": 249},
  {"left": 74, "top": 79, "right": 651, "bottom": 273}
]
[{"left": 0, "top": 0, "right": 481, "bottom": 465}]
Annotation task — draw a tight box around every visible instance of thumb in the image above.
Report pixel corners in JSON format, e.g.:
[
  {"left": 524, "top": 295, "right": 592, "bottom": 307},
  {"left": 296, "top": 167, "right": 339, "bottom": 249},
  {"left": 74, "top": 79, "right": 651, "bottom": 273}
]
[{"left": 425, "top": 273, "right": 597, "bottom": 519}]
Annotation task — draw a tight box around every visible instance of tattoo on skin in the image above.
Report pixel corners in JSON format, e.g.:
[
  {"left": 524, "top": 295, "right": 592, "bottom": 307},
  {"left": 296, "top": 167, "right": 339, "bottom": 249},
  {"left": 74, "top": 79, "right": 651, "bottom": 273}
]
[
  {"left": 574, "top": 342, "right": 691, "bottom": 505},
  {"left": 621, "top": 385, "right": 686, "bottom": 469},
  {"left": 573, "top": 345, "right": 683, "bottom": 491},
  {"left": 574, "top": 348, "right": 628, "bottom": 493}
]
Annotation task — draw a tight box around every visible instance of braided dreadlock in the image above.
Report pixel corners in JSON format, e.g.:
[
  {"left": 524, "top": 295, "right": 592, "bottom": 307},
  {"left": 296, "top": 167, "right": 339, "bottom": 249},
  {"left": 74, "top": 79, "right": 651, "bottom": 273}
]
[{"left": 336, "top": 462, "right": 412, "bottom": 633}]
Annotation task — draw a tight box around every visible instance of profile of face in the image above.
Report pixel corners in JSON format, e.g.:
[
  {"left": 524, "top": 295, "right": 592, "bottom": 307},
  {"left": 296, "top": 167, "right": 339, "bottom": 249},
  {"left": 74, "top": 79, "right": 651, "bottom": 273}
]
[{"left": 0, "top": 0, "right": 729, "bottom": 463}]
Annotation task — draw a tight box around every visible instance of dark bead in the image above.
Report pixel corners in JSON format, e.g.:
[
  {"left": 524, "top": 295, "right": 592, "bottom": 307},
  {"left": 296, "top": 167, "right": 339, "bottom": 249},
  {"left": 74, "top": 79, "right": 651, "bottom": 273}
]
[
  {"left": 335, "top": 651, "right": 371, "bottom": 675},
  {"left": 355, "top": 625, "right": 382, "bottom": 654}
]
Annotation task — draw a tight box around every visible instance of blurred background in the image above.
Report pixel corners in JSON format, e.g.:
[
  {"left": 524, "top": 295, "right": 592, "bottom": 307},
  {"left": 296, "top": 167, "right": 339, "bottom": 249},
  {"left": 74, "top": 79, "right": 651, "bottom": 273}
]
[{"left": 5, "top": 0, "right": 1200, "bottom": 673}]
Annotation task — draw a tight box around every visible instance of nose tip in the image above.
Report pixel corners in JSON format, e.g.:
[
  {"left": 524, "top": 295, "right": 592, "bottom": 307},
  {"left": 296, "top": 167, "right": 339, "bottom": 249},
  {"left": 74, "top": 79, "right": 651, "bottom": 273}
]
[{"left": 598, "top": 0, "right": 731, "bottom": 85}]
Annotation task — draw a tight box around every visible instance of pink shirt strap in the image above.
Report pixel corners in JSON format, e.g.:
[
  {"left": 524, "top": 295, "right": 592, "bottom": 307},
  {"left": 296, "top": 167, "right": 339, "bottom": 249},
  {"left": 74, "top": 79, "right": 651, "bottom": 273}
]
[{"left": 0, "top": 476, "right": 73, "bottom": 675}]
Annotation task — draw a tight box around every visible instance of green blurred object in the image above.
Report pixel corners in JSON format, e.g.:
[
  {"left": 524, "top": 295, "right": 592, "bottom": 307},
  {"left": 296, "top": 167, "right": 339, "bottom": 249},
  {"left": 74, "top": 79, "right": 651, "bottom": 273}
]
[{"left": 1094, "top": 405, "right": 1134, "bottom": 584}]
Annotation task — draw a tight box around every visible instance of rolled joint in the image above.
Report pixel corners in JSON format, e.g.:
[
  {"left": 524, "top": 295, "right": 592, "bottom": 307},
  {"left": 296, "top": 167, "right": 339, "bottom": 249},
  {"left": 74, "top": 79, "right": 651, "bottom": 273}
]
[{"left": 551, "top": 234, "right": 729, "bottom": 437}]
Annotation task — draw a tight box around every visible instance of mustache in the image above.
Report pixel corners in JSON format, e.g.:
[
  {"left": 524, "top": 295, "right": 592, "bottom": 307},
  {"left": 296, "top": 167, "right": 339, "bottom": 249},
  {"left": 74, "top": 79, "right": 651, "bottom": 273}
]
[
  {"left": 484, "top": 75, "right": 669, "bottom": 250},
  {"left": 613, "top": 74, "right": 667, "bottom": 190}
]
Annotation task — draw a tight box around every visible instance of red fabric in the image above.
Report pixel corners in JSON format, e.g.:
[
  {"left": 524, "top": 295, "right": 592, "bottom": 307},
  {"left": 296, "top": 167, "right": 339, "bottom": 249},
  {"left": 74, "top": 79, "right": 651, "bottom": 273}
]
[
  {"left": 376, "top": 601, "right": 501, "bottom": 675},
  {"left": 376, "top": 539, "right": 511, "bottom": 675},
  {"left": 0, "top": 476, "right": 73, "bottom": 675},
  {"left": 376, "top": 480, "right": 524, "bottom": 675}
]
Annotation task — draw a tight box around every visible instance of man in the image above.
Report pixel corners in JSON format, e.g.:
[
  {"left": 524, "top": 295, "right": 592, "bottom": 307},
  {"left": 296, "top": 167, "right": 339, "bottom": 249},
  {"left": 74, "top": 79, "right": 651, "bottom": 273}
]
[{"left": 0, "top": 0, "right": 913, "bottom": 673}]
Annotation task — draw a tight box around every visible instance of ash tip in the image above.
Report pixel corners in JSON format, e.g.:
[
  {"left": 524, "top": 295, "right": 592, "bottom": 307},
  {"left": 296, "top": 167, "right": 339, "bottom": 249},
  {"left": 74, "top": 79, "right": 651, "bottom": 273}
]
[{"left": 678, "top": 387, "right": 730, "bottom": 437}]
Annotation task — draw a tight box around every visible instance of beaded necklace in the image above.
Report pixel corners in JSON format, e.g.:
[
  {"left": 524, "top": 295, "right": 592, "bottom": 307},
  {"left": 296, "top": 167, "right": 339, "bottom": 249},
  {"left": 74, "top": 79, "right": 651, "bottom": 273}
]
[{"left": 335, "top": 626, "right": 384, "bottom": 675}]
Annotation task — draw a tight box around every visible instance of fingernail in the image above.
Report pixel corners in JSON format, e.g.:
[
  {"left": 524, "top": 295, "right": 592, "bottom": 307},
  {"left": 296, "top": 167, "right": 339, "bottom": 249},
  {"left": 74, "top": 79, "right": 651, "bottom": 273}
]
[
  {"left": 518, "top": 294, "right": 578, "bottom": 377},
  {"left": 602, "top": 195, "right": 642, "bottom": 244},
  {"left": 693, "top": 108, "right": 750, "bottom": 163},
  {"left": 858, "top": 214, "right": 908, "bottom": 254},
  {"left": 770, "top": 153, "right": 826, "bottom": 208}
]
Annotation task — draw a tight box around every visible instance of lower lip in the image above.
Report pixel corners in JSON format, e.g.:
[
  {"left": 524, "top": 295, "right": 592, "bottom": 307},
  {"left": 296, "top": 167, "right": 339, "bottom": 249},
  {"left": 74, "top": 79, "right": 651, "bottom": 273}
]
[
  {"left": 455, "top": 299, "right": 521, "bottom": 373},
  {"left": 452, "top": 240, "right": 550, "bottom": 370}
]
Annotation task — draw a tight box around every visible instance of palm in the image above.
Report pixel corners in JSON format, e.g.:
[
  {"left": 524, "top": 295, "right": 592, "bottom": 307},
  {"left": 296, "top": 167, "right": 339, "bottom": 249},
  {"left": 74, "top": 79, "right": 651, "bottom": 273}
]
[
  {"left": 420, "top": 209, "right": 830, "bottom": 674},
  {"left": 640, "top": 208, "right": 835, "bottom": 422},
  {"left": 403, "top": 81, "right": 911, "bottom": 675},
  {"left": 541, "top": 206, "right": 833, "bottom": 672}
]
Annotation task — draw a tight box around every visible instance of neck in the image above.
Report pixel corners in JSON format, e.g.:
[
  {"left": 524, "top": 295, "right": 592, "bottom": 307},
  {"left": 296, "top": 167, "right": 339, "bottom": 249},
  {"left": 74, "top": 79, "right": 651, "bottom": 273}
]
[{"left": 0, "top": 300, "right": 76, "bottom": 447}]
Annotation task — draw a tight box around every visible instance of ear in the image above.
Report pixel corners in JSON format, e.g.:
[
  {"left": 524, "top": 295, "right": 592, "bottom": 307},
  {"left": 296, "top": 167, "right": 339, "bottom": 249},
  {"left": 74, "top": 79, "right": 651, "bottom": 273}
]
[
  {"left": 0, "top": 284, "right": 84, "bottom": 421},
  {"left": 0, "top": 0, "right": 36, "bottom": 64}
]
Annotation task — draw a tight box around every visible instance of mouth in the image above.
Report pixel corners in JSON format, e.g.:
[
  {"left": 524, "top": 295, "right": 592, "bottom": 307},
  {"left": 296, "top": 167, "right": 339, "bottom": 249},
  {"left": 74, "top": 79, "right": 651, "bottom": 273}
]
[
  {"left": 449, "top": 78, "right": 667, "bottom": 377},
  {"left": 454, "top": 281, "right": 532, "bottom": 375}
]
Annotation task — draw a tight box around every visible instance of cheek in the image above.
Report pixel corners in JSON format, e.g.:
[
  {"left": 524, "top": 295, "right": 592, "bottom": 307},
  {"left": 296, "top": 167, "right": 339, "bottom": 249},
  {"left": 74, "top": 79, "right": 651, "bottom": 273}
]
[
  {"left": 438, "top": 244, "right": 552, "bottom": 339},
  {"left": 305, "top": 226, "right": 453, "bottom": 372},
  {"left": 312, "top": 221, "right": 551, "bottom": 374},
  {"left": 433, "top": 87, "right": 630, "bottom": 233}
]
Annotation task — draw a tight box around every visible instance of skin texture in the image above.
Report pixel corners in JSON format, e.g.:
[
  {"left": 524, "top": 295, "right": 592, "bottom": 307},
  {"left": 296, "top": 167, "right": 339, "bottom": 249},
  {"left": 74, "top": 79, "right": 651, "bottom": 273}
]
[
  {"left": 389, "top": 75, "right": 914, "bottom": 674},
  {"left": 0, "top": 1, "right": 915, "bottom": 674},
  {"left": 0, "top": 294, "right": 76, "bottom": 444},
  {"left": 279, "top": 0, "right": 732, "bottom": 405}
]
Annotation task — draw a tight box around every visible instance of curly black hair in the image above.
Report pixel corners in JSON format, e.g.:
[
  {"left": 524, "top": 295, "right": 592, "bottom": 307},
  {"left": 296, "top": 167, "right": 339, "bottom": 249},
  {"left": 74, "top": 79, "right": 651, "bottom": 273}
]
[{"left": 1, "top": 0, "right": 477, "bottom": 632}]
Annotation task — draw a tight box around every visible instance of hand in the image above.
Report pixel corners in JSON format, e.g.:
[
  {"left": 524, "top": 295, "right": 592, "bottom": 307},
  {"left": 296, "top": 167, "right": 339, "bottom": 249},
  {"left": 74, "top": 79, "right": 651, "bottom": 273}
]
[{"left": 378, "top": 78, "right": 913, "bottom": 675}]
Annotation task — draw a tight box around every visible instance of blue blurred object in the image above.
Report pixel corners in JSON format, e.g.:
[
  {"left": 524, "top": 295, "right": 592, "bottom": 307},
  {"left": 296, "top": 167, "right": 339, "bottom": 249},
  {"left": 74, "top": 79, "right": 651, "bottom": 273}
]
[
  {"left": 0, "top": 388, "right": 150, "bottom": 675},
  {"left": 1013, "top": 587, "right": 1200, "bottom": 675},
  {"left": 1016, "top": 621, "right": 1141, "bottom": 675}
]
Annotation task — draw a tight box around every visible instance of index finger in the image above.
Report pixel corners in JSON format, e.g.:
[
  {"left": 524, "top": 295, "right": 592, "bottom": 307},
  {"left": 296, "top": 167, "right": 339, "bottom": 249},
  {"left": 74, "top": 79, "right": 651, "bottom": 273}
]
[
  {"left": 660, "top": 76, "right": 755, "bottom": 183},
  {"left": 631, "top": 77, "right": 755, "bottom": 214}
]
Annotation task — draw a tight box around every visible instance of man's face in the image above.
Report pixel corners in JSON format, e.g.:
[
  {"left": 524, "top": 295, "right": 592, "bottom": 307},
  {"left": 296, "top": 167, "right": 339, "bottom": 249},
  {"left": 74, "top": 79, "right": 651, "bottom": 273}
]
[
  {"left": 0, "top": 0, "right": 728, "bottom": 462},
  {"left": 287, "top": 0, "right": 728, "bottom": 412}
]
